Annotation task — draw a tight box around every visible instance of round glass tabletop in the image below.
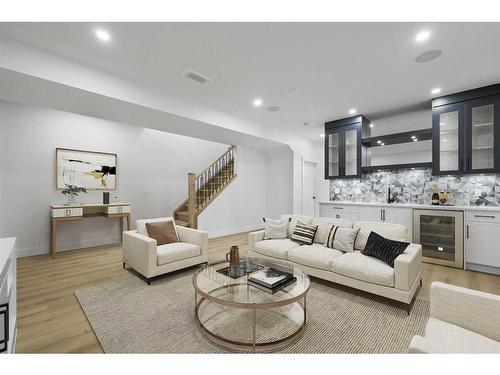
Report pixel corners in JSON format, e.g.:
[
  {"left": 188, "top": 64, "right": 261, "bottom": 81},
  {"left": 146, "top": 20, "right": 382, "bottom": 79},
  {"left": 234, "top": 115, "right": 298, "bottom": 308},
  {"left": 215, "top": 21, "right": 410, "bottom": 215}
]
[{"left": 192, "top": 257, "right": 310, "bottom": 309}]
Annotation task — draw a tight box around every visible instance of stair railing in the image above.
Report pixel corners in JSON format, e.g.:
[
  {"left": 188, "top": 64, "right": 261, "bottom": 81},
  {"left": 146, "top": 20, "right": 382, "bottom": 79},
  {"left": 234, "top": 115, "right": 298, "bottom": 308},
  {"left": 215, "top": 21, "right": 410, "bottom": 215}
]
[{"left": 187, "top": 146, "right": 236, "bottom": 227}]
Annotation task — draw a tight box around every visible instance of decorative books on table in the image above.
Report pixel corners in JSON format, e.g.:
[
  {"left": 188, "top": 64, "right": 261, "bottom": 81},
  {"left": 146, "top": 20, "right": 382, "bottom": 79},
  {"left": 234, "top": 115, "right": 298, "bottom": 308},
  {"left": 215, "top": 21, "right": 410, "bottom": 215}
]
[{"left": 248, "top": 266, "right": 297, "bottom": 294}]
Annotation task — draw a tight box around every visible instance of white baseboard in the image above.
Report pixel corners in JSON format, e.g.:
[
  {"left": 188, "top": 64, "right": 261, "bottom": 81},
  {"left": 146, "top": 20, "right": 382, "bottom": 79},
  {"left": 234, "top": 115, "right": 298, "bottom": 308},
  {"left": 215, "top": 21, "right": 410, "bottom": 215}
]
[
  {"left": 206, "top": 224, "right": 263, "bottom": 239},
  {"left": 16, "top": 236, "right": 122, "bottom": 258}
]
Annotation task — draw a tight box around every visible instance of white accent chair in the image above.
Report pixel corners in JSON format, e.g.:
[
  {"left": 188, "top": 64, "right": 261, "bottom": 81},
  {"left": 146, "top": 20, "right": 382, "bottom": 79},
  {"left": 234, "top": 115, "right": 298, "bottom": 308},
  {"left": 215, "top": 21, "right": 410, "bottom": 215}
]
[
  {"left": 122, "top": 217, "right": 208, "bottom": 284},
  {"left": 408, "top": 282, "right": 500, "bottom": 353}
]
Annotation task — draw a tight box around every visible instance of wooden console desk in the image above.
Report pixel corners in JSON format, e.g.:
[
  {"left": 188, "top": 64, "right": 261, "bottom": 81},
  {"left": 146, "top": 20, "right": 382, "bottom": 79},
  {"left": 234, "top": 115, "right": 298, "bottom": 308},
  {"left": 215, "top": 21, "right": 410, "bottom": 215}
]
[{"left": 50, "top": 203, "right": 131, "bottom": 258}]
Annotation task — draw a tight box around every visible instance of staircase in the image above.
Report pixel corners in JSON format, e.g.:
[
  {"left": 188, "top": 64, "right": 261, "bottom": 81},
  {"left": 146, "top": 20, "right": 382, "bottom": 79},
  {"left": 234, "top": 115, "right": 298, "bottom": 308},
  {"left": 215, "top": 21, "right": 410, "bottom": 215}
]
[{"left": 173, "top": 146, "right": 237, "bottom": 228}]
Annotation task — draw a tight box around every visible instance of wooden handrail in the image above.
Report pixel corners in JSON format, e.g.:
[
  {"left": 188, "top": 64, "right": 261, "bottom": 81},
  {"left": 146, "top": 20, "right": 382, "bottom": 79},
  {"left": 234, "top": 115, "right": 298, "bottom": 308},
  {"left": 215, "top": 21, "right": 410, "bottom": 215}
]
[{"left": 196, "top": 145, "right": 235, "bottom": 180}]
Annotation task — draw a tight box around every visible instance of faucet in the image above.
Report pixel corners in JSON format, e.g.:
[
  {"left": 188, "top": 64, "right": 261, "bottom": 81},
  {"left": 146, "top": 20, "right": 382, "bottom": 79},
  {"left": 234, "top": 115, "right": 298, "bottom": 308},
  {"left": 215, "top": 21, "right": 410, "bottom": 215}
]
[{"left": 387, "top": 186, "right": 396, "bottom": 204}]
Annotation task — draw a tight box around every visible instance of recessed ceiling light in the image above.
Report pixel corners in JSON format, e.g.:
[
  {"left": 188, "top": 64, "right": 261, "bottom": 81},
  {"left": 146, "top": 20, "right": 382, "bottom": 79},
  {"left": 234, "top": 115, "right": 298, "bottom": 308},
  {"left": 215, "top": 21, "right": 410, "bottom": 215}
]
[
  {"left": 377, "top": 140, "right": 382, "bottom": 144},
  {"left": 95, "top": 28, "right": 111, "bottom": 42},
  {"left": 320, "top": 134, "right": 325, "bottom": 138},
  {"left": 439, "top": 122, "right": 445, "bottom": 126},
  {"left": 416, "top": 30, "right": 430, "bottom": 42},
  {"left": 349, "top": 108, "right": 357, "bottom": 115},
  {"left": 442, "top": 139, "right": 447, "bottom": 142},
  {"left": 415, "top": 49, "right": 442, "bottom": 64},
  {"left": 411, "top": 135, "right": 416, "bottom": 139},
  {"left": 431, "top": 88, "right": 442, "bottom": 95},
  {"left": 369, "top": 123, "right": 374, "bottom": 128},
  {"left": 413, "top": 138, "right": 418, "bottom": 142},
  {"left": 381, "top": 143, "right": 385, "bottom": 146},
  {"left": 253, "top": 98, "right": 262, "bottom": 107}
]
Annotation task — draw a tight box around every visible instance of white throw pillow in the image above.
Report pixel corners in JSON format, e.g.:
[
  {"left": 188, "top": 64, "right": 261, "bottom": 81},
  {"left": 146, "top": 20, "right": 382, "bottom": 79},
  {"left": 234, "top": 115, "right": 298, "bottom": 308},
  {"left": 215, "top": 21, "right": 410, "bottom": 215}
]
[
  {"left": 312, "top": 217, "right": 353, "bottom": 244},
  {"left": 263, "top": 218, "right": 289, "bottom": 239},
  {"left": 281, "top": 215, "right": 313, "bottom": 237},
  {"left": 324, "top": 225, "right": 360, "bottom": 253}
]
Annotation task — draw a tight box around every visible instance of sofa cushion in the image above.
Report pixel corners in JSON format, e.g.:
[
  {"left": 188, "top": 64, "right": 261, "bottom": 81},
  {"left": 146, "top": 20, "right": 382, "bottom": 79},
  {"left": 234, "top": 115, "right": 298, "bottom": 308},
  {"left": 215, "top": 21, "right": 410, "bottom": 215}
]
[
  {"left": 263, "top": 217, "right": 289, "bottom": 239},
  {"left": 280, "top": 215, "right": 313, "bottom": 237},
  {"left": 419, "top": 318, "right": 500, "bottom": 353},
  {"left": 253, "top": 239, "right": 300, "bottom": 260},
  {"left": 353, "top": 221, "right": 407, "bottom": 251},
  {"left": 325, "top": 226, "right": 360, "bottom": 253},
  {"left": 287, "top": 244, "right": 344, "bottom": 271},
  {"left": 157, "top": 242, "right": 201, "bottom": 266},
  {"left": 312, "top": 217, "right": 353, "bottom": 244},
  {"left": 362, "top": 231, "right": 409, "bottom": 267},
  {"left": 331, "top": 252, "right": 395, "bottom": 287},
  {"left": 290, "top": 221, "right": 318, "bottom": 245}
]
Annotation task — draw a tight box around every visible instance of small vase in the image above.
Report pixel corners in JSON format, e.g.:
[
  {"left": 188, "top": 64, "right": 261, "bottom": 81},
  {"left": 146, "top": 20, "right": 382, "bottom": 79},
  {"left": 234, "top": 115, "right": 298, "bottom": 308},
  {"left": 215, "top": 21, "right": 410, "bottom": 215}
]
[{"left": 67, "top": 195, "right": 77, "bottom": 206}]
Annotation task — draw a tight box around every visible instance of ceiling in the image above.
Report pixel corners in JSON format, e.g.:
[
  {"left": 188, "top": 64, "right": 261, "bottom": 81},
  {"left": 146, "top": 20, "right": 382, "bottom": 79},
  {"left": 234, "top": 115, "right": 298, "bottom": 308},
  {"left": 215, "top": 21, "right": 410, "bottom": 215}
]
[{"left": 1, "top": 22, "right": 500, "bottom": 140}]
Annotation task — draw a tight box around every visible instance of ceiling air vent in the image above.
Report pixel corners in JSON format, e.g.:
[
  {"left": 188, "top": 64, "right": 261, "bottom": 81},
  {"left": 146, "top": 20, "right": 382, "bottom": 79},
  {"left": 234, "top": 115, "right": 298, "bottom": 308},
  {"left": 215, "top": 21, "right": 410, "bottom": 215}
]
[{"left": 181, "top": 69, "right": 213, "bottom": 85}]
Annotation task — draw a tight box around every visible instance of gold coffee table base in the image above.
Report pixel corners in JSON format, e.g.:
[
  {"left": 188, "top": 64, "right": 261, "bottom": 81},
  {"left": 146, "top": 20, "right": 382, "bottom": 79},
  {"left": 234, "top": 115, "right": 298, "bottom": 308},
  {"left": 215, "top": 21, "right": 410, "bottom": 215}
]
[{"left": 194, "top": 283, "right": 308, "bottom": 352}]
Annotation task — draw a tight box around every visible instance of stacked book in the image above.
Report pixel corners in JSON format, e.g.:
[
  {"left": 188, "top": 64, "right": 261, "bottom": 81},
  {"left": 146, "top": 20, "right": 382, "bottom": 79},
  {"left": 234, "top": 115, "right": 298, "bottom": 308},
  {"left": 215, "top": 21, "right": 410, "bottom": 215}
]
[{"left": 248, "top": 266, "right": 296, "bottom": 294}]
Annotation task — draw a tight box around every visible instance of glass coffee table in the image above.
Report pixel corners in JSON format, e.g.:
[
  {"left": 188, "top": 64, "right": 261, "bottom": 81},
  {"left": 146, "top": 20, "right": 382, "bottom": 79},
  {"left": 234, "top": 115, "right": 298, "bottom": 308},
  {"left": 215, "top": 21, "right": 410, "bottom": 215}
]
[{"left": 192, "top": 257, "right": 310, "bottom": 351}]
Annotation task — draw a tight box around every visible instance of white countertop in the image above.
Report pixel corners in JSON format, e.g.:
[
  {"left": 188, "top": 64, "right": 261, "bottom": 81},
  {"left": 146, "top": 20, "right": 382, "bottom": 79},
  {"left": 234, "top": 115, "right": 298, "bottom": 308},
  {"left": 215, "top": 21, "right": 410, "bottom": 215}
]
[{"left": 319, "top": 201, "right": 500, "bottom": 212}]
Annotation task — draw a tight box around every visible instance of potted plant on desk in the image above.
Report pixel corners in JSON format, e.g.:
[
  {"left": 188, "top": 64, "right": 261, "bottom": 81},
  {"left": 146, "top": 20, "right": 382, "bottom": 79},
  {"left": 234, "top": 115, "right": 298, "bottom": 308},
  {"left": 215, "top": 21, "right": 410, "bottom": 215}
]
[{"left": 62, "top": 184, "right": 87, "bottom": 205}]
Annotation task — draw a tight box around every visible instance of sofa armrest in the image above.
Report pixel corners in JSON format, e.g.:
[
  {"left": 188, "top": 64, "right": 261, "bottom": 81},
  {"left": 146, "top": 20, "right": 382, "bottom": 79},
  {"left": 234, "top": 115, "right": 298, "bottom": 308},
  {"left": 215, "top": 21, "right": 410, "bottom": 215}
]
[
  {"left": 248, "top": 230, "right": 265, "bottom": 251},
  {"left": 176, "top": 225, "right": 208, "bottom": 259},
  {"left": 122, "top": 230, "right": 157, "bottom": 277},
  {"left": 430, "top": 282, "right": 500, "bottom": 342},
  {"left": 407, "top": 335, "right": 430, "bottom": 354},
  {"left": 394, "top": 243, "right": 422, "bottom": 291}
]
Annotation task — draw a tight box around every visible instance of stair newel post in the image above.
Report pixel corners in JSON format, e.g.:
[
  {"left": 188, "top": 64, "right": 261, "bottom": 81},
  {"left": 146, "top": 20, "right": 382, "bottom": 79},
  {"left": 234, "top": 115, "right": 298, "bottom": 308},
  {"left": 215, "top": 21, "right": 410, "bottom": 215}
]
[{"left": 188, "top": 173, "right": 198, "bottom": 229}]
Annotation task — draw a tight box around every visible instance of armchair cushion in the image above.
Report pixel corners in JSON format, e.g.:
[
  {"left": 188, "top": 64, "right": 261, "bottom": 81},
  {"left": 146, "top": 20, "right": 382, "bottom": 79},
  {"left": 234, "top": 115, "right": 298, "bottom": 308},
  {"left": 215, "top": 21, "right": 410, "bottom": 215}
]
[
  {"left": 157, "top": 242, "right": 201, "bottom": 266},
  {"left": 145, "top": 220, "right": 179, "bottom": 246}
]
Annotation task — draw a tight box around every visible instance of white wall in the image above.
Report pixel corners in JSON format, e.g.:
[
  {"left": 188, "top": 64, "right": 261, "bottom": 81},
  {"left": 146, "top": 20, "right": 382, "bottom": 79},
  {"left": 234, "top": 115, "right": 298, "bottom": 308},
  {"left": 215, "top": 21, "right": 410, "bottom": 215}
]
[
  {"left": 0, "top": 100, "right": 288, "bottom": 256},
  {"left": 265, "top": 150, "right": 294, "bottom": 219}
]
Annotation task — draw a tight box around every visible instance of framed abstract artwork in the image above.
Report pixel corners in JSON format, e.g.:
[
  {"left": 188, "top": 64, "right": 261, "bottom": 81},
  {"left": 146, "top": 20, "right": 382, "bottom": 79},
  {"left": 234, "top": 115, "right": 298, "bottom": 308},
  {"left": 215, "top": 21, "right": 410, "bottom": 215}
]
[{"left": 56, "top": 148, "right": 117, "bottom": 190}]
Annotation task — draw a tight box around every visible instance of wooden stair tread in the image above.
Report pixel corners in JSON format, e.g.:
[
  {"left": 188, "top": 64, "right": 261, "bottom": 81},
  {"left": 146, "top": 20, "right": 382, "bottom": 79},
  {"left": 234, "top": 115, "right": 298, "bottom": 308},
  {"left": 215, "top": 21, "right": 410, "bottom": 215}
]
[{"left": 174, "top": 219, "right": 189, "bottom": 227}]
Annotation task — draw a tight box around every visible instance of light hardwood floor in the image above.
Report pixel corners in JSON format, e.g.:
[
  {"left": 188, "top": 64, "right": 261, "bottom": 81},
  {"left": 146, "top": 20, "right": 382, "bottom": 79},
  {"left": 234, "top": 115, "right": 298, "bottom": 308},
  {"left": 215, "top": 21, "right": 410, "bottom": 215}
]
[{"left": 16, "top": 232, "right": 500, "bottom": 353}]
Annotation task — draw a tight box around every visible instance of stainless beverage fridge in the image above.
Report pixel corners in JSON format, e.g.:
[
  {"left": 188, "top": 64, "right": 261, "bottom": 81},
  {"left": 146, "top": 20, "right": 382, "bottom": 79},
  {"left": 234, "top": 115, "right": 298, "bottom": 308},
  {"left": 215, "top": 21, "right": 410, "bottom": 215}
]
[{"left": 413, "top": 209, "right": 464, "bottom": 268}]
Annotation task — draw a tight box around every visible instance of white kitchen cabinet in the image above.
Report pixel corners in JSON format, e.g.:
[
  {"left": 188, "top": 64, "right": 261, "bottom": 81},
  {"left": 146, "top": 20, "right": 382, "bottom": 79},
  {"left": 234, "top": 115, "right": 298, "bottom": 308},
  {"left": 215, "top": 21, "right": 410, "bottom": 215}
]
[
  {"left": 358, "top": 205, "right": 412, "bottom": 240},
  {"left": 465, "top": 211, "right": 500, "bottom": 274},
  {"left": 319, "top": 204, "right": 359, "bottom": 221}
]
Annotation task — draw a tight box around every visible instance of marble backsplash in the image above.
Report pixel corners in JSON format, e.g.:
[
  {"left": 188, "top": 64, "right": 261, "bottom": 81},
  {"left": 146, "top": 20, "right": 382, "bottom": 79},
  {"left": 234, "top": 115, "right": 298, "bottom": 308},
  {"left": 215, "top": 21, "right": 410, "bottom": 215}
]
[{"left": 329, "top": 168, "right": 500, "bottom": 206}]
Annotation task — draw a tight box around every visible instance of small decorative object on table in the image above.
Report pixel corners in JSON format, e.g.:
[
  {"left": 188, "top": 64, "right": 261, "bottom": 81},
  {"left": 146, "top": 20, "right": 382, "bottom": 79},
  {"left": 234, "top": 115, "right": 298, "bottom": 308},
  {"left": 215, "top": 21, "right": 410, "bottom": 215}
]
[
  {"left": 216, "top": 257, "right": 263, "bottom": 279},
  {"left": 226, "top": 245, "right": 240, "bottom": 277},
  {"left": 61, "top": 184, "right": 87, "bottom": 205},
  {"left": 248, "top": 266, "right": 297, "bottom": 294}
]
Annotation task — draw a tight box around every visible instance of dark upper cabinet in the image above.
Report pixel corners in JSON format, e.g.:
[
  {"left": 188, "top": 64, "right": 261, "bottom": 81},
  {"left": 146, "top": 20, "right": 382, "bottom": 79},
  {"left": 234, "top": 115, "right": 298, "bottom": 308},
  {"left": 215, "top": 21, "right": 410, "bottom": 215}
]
[
  {"left": 324, "top": 116, "right": 370, "bottom": 179},
  {"left": 432, "top": 84, "right": 500, "bottom": 175}
]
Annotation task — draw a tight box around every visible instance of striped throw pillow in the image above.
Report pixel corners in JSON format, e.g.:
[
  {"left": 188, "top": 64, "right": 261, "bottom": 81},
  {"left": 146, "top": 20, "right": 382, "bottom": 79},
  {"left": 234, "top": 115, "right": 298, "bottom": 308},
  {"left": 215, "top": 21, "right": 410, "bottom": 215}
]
[
  {"left": 325, "top": 225, "right": 339, "bottom": 248},
  {"left": 290, "top": 221, "right": 318, "bottom": 245},
  {"left": 325, "top": 225, "right": 360, "bottom": 252}
]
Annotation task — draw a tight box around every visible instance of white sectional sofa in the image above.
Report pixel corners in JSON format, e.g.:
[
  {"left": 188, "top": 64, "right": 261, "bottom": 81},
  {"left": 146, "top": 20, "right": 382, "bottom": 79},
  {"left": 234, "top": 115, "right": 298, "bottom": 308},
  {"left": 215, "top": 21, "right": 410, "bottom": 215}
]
[
  {"left": 248, "top": 215, "right": 423, "bottom": 311},
  {"left": 408, "top": 282, "right": 500, "bottom": 353}
]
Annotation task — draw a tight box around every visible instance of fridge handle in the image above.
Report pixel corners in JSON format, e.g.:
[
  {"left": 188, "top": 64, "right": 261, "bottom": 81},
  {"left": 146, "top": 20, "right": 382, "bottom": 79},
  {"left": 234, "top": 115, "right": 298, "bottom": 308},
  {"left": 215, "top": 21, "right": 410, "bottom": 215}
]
[{"left": 466, "top": 225, "right": 469, "bottom": 239}]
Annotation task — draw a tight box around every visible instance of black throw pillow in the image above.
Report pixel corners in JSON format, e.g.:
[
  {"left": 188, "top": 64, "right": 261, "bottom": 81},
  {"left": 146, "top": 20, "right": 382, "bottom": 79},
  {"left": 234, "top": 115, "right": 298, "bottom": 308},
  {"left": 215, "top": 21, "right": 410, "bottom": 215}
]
[{"left": 362, "top": 231, "right": 409, "bottom": 268}]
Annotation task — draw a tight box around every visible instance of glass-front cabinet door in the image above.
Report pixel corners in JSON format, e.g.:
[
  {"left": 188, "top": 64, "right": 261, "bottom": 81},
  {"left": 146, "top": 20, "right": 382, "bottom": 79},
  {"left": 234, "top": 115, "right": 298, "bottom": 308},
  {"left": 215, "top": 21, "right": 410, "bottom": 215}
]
[
  {"left": 343, "top": 126, "right": 360, "bottom": 177},
  {"left": 432, "top": 103, "right": 464, "bottom": 175},
  {"left": 327, "top": 132, "right": 340, "bottom": 177},
  {"left": 465, "top": 96, "right": 500, "bottom": 173}
]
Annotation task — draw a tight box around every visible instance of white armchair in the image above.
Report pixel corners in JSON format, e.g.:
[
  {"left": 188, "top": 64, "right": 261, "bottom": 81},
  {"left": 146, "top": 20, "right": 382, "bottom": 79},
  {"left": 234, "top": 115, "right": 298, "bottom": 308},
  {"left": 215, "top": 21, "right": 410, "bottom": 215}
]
[
  {"left": 408, "top": 282, "right": 500, "bottom": 353},
  {"left": 122, "top": 217, "right": 208, "bottom": 284}
]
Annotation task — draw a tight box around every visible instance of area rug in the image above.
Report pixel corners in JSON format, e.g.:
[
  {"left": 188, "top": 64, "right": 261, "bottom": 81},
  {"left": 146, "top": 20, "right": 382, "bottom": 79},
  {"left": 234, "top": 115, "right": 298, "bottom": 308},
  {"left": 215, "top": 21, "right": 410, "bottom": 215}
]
[{"left": 75, "top": 267, "right": 429, "bottom": 353}]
